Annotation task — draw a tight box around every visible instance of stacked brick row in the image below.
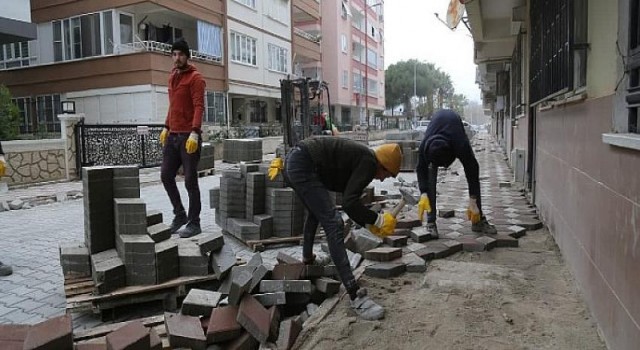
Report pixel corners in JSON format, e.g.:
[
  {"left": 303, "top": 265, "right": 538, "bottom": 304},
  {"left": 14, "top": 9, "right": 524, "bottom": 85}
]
[
  {"left": 59, "top": 165, "right": 236, "bottom": 295},
  {"left": 212, "top": 162, "right": 307, "bottom": 242},
  {"left": 223, "top": 138, "right": 263, "bottom": 163}
]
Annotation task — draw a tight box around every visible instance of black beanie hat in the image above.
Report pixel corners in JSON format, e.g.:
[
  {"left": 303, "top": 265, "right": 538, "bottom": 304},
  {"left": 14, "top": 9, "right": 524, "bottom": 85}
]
[
  {"left": 171, "top": 39, "right": 191, "bottom": 58},
  {"left": 427, "top": 138, "right": 455, "bottom": 167}
]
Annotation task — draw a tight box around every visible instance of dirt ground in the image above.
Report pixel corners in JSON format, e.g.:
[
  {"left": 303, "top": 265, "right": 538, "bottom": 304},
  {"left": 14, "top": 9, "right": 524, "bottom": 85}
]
[{"left": 296, "top": 228, "right": 607, "bottom": 350}]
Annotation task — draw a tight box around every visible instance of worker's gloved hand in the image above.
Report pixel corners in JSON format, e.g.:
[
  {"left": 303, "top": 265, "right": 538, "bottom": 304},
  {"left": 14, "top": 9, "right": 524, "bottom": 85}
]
[
  {"left": 185, "top": 132, "right": 199, "bottom": 154},
  {"left": 0, "top": 155, "right": 6, "bottom": 177},
  {"left": 466, "top": 197, "right": 481, "bottom": 224},
  {"left": 417, "top": 193, "right": 432, "bottom": 221},
  {"left": 368, "top": 212, "right": 397, "bottom": 238},
  {"left": 159, "top": 128, "right": 169, "bottom": 146},
  {"left": 268, "top": 157, "right": 284, "bottom": 181}
]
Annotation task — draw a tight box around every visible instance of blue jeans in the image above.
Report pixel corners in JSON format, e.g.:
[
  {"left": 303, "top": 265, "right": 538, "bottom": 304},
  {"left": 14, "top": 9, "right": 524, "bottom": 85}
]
[{"left": 284, "top": 146, "right": 358, "bottom": 294}]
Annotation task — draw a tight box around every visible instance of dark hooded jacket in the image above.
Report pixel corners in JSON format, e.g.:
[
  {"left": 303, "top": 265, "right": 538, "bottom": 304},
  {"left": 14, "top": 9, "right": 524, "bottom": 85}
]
[{"left": 416, "top": 109, "right": 480, "bottom": 198}]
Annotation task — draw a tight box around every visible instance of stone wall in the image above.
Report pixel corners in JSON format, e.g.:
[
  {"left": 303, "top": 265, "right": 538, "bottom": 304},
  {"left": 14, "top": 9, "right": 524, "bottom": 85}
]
[{"left": 2, "top": 140, "right": 67, "bottom": 185}]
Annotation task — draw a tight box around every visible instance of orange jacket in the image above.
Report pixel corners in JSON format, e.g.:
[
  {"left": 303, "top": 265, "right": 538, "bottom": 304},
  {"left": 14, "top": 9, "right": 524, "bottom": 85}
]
[{"left": 165, "top": 64, "right": 206, "bottom": 133}]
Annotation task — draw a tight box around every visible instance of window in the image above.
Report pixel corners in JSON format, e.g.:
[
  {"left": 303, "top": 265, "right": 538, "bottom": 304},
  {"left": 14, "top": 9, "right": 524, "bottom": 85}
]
[
  {"left": 0, "top": 41, "right": 34, "bottom": 69},
  {"left": 352, "top": 42, "right": 364, "bottom": 62},
  {"left": 341, "top": 34, "right": 348, "bottom": 53},
  {"left": 267, "top": 43, "right": 288, "bottom": 73},
  {"left": 511, "top": 32, "right": 524, "bottom": 117},
  {"left": 266, "top": 0, "right": 289, "bottom": 23},
  {"left": 249, "top": 100, "right": 267, "bottom": 123},
  {"left": 13, "top": 94, "right": 61, "bottom": 134},
  {"left": 205, "top": 91, "right": 226, "bottom": 125},
  {"left": 628, "top": 0, "right": 640, "bottom": 133},
  {"left": 234, "top": 0, "right": 256, "bottom": 9},
  {"left": 367, "top": 78, "right": 377, "bottom": 97},
  {"left": 342, "top": 70, "right": 348, "bottom": 88},
  {"left": 353, "top": 73, "right": 363, "bottom": 93},
  {"left": 197, "top": 21, "right": 223, "bottom": 59},
  {"left": 341, "top": 1, "right": 352, "bottom": 18},
  {"left": 230, "top": 31, "right": 257, "bottom": 66},
  {"left": 13, "top": 97, "right": 34, "bottom": 134},
  {"left": 52, "top": 10, "right": 121, "bottom": 62},
  {"left": 530, "top": 0, "right": 588, "bottom": 104},
  {"left": 367, "top": 48, "right": 377, "bottom": 68}
]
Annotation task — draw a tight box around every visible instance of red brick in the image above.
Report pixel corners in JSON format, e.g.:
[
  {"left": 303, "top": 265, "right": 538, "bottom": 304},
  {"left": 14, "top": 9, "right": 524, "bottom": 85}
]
[
  {"left": 271, "top": 263, "right": 304, "bottom": 280},
  {"left": 276, "top": 318, "right": 302, "bottom": 350},
  {"left": 364, "top": 247, "right": 403, "bottom": 262},
  {"left": 164, "top": 312, "right": 206, "bottom": 350},
  {"left": 23, "top": 314, "right": 73, "bottom": 350},
  {"left": 0, "top": 324, "right": 29, "bottom": 342},
  {"left": 106, "top": 321, "right": 149, "bottom": 350},
  {"left": 207, "top": 306, "right": 243, "bottom": 344},
  {"left": 384, "top": 235, "right": 408, "bottom": 247},
  {"left": 236, "top": 294, "right": 271, "bottom": 343}
]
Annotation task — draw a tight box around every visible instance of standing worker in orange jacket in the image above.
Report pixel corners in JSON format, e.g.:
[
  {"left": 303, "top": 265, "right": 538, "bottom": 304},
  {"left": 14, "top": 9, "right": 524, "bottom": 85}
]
[{"left": 159, "top": 39, "right": 206, "bottom": 238}]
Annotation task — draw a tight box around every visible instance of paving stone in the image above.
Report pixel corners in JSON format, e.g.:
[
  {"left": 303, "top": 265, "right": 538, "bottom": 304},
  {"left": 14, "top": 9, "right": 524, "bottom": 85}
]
[
  {"left": 195, "top": 232, "right": 224, "bottom": 254},
  {"left": 0, "top": 324, "right": 29, "bottom": 350},
  {"left": 406, "top": 242, "right": 427, "bottom": 252},
  {"left": 211, "top": 244, "right": 237, "bottom": 278},
  {"left": 364, "top": 263, "right": 406, "bottom": 278},
  {"left": 155, "top": 240, "right": 179, "bottom": 283},
  {"left": 250, "top": 265, "right": 270, "bottom": 292},
  {"left": 181, "top": 289, "right": 222, "bottom": 317},
  {"left": 410, "top": 228, "right": 437, "bottom": 243},
  {"left": 511, "top": 218, "right": 543, "bottom": 230},
  {"left": 259, "top": 280, "right": 313, "bottom": 293},
  {"left": 323, "top": 265, "right": 338, "bottom": 278},
  {"left": 440, "top": 239, "right": 463, "bottom": 255},
  {"left": 247, "top": 253, "right": 264, "bottom": 268},
  {"left": 346, "top": 228, "right": 382, "bottom": 254},
  {"left": 164, "top": 312, "right": 206, "bottom": 350},
  {"left": 23, "top": 314, "right": 73, "bottom": 350},
  {"left": 114, "top": 198, "right": 147, "bottom": 236},
  {"left": 395, "top": 217, "right": 422, "bottom": 229},
  {"left": 508, "top": 225, "right": 527, "bottom": 238},
  {"left": 253, "top": 292, "right": 287, "bottom": 307},
  {"left": 228, "top": 269, "right": 254, "bottom": 306},
  {"left": 225, "top": 331, "right": 259, "bottom": 350},
  {"left": 491, "top": 234, "right": 519, "bottom": 247},
  {"left": 457, "top": 236, "right": 486, "bottom": 252},
  {"left": 476, "top": 235, "right": 498, "bottom": 250},
  {"left": 271, "top": 263, "right": 304, "bottom": 280},
  {"left": 314, "top": 277, "right": 341, "bottom": 296},
  {"left": 392, "top": 228, "right": 413, "bottom": 237},
  {"left": 400, "top": 253, "right": 427, "bottom": 272},
  {"left": 207, "top": 306, "right": 243, "bottom": 344},
  {"left": 146, "top": 210, "right": 163, "bottom": 227},
  {"left": 105, "top": 320, "right": 149, "bottom": 350},
  {"left": 236, "top": 294, "right": 272, "bottom": 343},
  {"left": 149, "top": 328, "right": 162, "bottom": 350},
  {"left": 59, "top": 242, "right": 91, "bottom": 279},
  {"left": 276, "top": 252, "right": 301, "bottom": 265},
  {"left": 219, "top": 266, "right": 257, "bottom": 295},
  {"left": 438, "top": 209, "right": 456, "bottom": 218},
  {"left": 147, "top": 223, "right": 171, "bottom": 243},
  {"left": 364, "top": 247, "right": 402, "bottom": 262},
  {"left": 384, "top": 235, "right": 408, "bottom": 247},
  {"left": 276, "top": 318, "right": 302, "bottom": 350}
]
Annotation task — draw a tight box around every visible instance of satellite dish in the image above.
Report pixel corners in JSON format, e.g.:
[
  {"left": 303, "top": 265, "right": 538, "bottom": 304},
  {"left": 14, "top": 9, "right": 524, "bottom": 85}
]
[{"left": 446, "top": 0, "right": 466, "bottom": 29}]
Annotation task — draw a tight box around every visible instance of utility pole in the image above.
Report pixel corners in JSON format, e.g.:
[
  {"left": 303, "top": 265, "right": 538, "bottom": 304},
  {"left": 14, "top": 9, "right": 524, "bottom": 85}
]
[
  {"left": 413, "top": 61, "right": 417, "bottom": 122},
  {"left": 364, "top": 1, "right": 383, "bottom": 131}
]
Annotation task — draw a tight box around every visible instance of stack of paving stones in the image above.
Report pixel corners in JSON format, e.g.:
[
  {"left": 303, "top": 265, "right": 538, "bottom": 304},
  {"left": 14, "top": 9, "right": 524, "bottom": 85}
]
[
  {"left": 198, "top": 143, "right": 216, "bottom": 171},
  {"left": 223, "top": 138, "right": 263, "bottom": 163},
  {"left": 158, "top": 252, "right": 339, "bottom": 349},
  {"left": 59, "top": 165, "right": 237, "bottom": 295},
  {"left": 211, "top": 163, "right": 307, "bottom": 244}
]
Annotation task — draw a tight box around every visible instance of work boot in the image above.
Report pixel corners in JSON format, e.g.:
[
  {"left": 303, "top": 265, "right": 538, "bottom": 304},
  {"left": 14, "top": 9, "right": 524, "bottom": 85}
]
[
  {"left": 0, "top": 261, "right": 13, "bottom": 276},
  {"left": 178, "top": 221, "right": 202, "bottom": 238},
  {"left": 169, "top": 212, "right": 188, "bottom": 234},
  {"left": 426, "top": 222, "right": 439, "bottom": 239},
  {"left": 472, "top": 216, "right": 497, "bottom": 234},
  {"left": 350, "top": 288, "right": 385, "bottom": 321},
  {"left": 303, "top": 253, "right": 332, "bottom": 266}
]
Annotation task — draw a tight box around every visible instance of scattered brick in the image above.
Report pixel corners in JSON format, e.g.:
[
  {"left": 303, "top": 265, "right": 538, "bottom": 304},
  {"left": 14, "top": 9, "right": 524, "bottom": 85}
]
[
  {"left": 195, "top": 232, "right": 224, "bottom": 254},
  {"left": 225, "top": 331, "right": 258, "bottom": 350},
  {"left": 276, "top": 318, "right": 302, "bottom": 350},
  {"left": 276, "top": 252, "right": 301, "bottom": 265},
  {"left": 395, "top": 218, "right": 422, "bottom": 229},
  {"left": 384, "top": 235, "right": 408, "bottom": 247},
  {"left": 302, "top": 265, "right": 325, "bottom": 279},
  {"left": 247, "top": 253, "right": 264, "bottom": 267},
  {"left": 219, "top": 266, "right": 257, "bottom": 295},
  {"left": 438, "top": 209, "right": 456, "bottom": 218},
  {"left": 410, "top": 228, "right": 437, "bottom": 243},
  {"left": 105, "top": 321, "right": 149, "bottom": 350},
  {"left": 0, "top": 324, "right": 29, "bottom": 350},
  {"left": 249, "top": 265, "right": 270, "bottom": 293},
  {"left": 23, "top": 314, "right": 73, "bottom": 350},
  {"left": 211, "top": 244, "right": 237, "bottom": 278},
  {"left": 228, "top": 269, "right": 254, "bottom": 306},
  {"left": 475, "top": 236, "right": 497, "bottom": 250},
  {"left": 364, "top": 247, "right": 403, "bottom": 262},
  {"left": 457, "top": 235, "right": 486, "bottom": 252},
  {"left": 260, "top": 280, "right": 313, "bottom": 293},
  {"left": 207, "top": 306, "right": 243, "bottom": 344},
  {"left": 236, "top": 294, "right": 271, "bottom": 343},
  {"left": 364, "top": 263, "right": 406, "bottom": 278},
  {"left": 440, "top": 239, "right": 463, "bottom": 254},
  {"left": 400, "top": 253, "right": 427, "bottom": 272},
  {"left": 492, "top": 234, "right": 519, "bottom": 247},
  {"left": 315, "top": 277, "right": 341, "bottom": 296},
  {"left": 146, "top": 210, "right": 163, "bottom": 227},
  {"left": 253, "top": 292, "right": 287, "bottom": 307},
  {"left": 271, "top": 263, "right": 305, "bottom": 280},
  {"left": 323, "top": 264, "right": 338, "bottom": 278},
  {"left": 348, "top": 252, "right": 362, "bottom": 270},
  {"left": 181, "top": 289, "right": 222, "bottom": 317},
  {"left": 164, "top": 312, "right": 206, "bottom": 350}
]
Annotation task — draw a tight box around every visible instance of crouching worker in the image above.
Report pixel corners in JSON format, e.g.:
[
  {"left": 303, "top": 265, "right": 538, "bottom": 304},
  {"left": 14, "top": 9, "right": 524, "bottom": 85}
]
[{"left": 277, "top": 138, "right": 402, "bottom": 320}]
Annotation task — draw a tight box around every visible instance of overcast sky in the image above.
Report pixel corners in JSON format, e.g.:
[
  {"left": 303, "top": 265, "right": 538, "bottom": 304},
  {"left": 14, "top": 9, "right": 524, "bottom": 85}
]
[{"left": 383, "top": 0, "right": 481, "bottom": 102}]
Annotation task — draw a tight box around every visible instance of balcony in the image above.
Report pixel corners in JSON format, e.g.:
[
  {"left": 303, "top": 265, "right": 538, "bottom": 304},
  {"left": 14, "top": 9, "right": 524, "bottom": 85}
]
[
  {"left": 293, "top": 28, "right": 321, "bottom": 63},
  {"left": 116, "top": 40, "right": 222, "bottom": 64},
  {"left": 292, "top": 0, "right": 320, "bottom": 22}
]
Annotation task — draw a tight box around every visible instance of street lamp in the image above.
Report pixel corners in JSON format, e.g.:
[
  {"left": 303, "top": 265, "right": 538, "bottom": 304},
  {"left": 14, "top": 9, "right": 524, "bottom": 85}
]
[{"left": 363, "top": 0, "right": 383, "bottom": 130}]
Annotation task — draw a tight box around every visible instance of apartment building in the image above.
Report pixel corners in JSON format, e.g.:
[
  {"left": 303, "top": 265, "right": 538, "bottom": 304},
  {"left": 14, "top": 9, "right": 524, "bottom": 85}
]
[
  {"left": 0, "top": 0, "right": 36, "bottom": 45},
  {"left": 321, "top": 0, "right": 385, "bottom": 129}
]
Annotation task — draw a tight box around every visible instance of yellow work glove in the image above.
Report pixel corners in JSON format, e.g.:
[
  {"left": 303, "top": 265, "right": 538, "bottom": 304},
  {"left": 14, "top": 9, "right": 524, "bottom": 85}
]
[
  {"left": 0, "top": 155, "right": 6, "bottom": 177},
  {"left": 268, "top": 157, "right": 284, "bottom": 181},
  {"left": 185, "top": 132, "right": 199, "bottom": 154},
  {"left": 368, "top": 212, "right": 397, "bottom": 238},
  {"left": 467, "top": 197, "right": 481, "bottom": 224},
  {"left": 417, "top": 193, "right": 432, "bottom": 221},
  {"left": 159, "top": 128, "right": 169, "bottom": 146}
]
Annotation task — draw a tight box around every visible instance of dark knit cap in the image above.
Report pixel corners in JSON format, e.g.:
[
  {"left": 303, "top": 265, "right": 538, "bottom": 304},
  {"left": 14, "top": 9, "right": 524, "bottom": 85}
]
[
  {"left": 171, "top": 39, "right": 191, "bottom": 58},
  {"left": 427, "top": 138, "right": 455, "bottom": 167}
]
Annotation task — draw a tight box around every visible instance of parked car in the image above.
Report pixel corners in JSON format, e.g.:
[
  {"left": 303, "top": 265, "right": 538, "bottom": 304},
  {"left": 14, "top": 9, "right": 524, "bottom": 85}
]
[{"left": 414, "top": 120, "right": 431, "bottom": 133}]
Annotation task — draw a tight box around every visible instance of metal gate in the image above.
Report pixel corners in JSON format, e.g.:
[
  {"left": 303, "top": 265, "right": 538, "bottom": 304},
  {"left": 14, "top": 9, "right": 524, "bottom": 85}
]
[{"left": 75, "top": 122, "right": 165, "bottom": 171}]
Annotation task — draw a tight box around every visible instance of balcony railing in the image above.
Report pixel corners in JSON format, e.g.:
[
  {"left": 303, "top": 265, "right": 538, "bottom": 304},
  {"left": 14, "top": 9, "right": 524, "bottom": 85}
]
[
  {"left": 293, "top": 28, "right": 321, "bottom": 43},
  {"left": 116, "top": 40, "right": 223, "bottom": 64}
]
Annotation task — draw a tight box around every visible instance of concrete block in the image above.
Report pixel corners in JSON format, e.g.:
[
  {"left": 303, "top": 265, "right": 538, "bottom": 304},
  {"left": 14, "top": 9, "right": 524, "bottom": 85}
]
[
  {"left": 457, "top": 236, "right": 486, "bottom": 252},
  {"left": 508, "top": 225, "right": 527, "bottom": 238},
  {"left": 178, "top": 244, "right": 209, "bottom": 277},
  {"left": 164, "top": 312, "right": 206, "bottom": 350},
  {"left": 384, "top": 235, "right": 408, "bottom": 247},
  {"left": 146, "top": 210, "right": 163, "bottom": 227},
  {"left": 211, "top": 244, "right": 237, "bottom": 278},
  {"left": 475, "top": 235, "right": 497, "bottom": 250},
  {"left": 114, "top": 198, "right": 147, "bottom": 236},
  {"left": 260, "top": 280, "right": 312, "bottom": 293},
  {"left": 271, "top": 263, "right": 304, "bottom": 280},
  {"left": 247, "top": 253, "right": 264, "bottom": 268},
  {"left": 59, "top": 242, "right": 91, "bottom": 279},
  {"left": 493, "top": 234, "right": 519, "bottom": 247},
  {"left": 236, "top": 294, "right": 271, "bottom": 343},
  {"left": 364, "top": 263, "right": 406, "bottom": 278},
  {"left": 276, "top": 252, "right": 301, "bottom": 265},
  {"left": 349, "top": 228, "right": 382, "bottom": 254},
  {"left": 441, "top": 239, "right": 463, "bottom": 254},
  {"left": 210, "top": 187, "right": 220, "bottom": 209},
  {"left": 410, "top": 228, "right": 437, "bottom": 243},
  {"left": 225, "top": 331, "right": 258, "bottom": 350},
  {"left": 105, "top": 321, "right": 149, "bottom": 350},
  {"left": 155, "top": 240, "right": 179, "bottom": 284},
  {"left": 438, "top": 209, "right": 456, "bottom": 218},
  {"left": 314, "top": 277, "right": 340, "bottom": 296},
  {"left": 364, "top": 247, "right": 402, "bottom": 262},
  {"left": 207, "top": 306, "right": 242, "bottom": 344},
  {"left": 253, "top": 292, "right": 287, "bottom": 307},
  {"left": 276, "top": 318, "right": 302, "bottom": 350},
  {"left": 348, "top": 252, "right": 362, "bottom": 270},
  {"left": 303, "top": 265, "right": 324, "bottom": 279},
  {"left": 196, "top": 232, "right": 224, "bottom": 254},
  {"left": 250, "top": 265, "right": 270, "bottom": 292},
  {"left": 181, "top": 289, "right": 222, "bottom": 317},
  {"left": 149, "top": 328, "right": 162, "bottom": 350},
  {"left": 83, "top": 166, "right": 115, "bottom": 254},
  {"left": 23, "top": 314, "right": 73, "bottom": 350},
  {"left": 228, "top": 269, "right": 254, "bottom": 306},
  {"left": 219, "top": 266, "right": 257, "bottom": 295},
  {"left": 0, "top": 324, "right": 28, "bottom": 349},
  {"left": 147, "top": 223, "right": 171, "bottom": 243},
  {"left": 400, "top": 253, "right": 427, "bottom": 272},
  {"left": 92, "top": 249, "right": 126, "bottom": 293}
]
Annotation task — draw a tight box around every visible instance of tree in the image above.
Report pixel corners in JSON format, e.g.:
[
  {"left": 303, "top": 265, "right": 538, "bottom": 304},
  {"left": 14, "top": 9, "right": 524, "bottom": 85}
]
[{"left": 0, "top": 85, "right": 20, "bottom": 140}]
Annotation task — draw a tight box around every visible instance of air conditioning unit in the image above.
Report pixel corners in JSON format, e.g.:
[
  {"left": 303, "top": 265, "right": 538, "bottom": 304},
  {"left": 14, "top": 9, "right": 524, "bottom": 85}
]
[{"left": 511, "top": 148, "right": 526, "bottom": 183}]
